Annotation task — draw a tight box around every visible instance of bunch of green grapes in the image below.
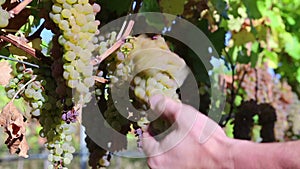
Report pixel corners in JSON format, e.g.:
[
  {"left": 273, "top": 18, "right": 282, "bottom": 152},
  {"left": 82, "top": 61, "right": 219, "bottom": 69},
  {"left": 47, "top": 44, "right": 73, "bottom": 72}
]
[
  {"left": 46, "top": 123, "right": 76, "bottom": 169},
  {"left": 49, "top": 0, "right": 101, "bottom": 105},
  {"left": 109, "top": 35, "right": 187, "bottom": 127},
  {"left": 5, "top": 63, "right": 48, "bottom": 117},
  {"left": 38, "top": 99, "right": 76, "bottom": 169},
  {"left": 0, "top": 0, "right": 9, "bottom": 28},
  {"left": 93, "top": 35, "right": 188, "bottom": 143},
  {"left": 131, "top": 70, "right": 179, "bottom": 105},
  {"left": 4, "top": 62, "right": 76, "bottom": 168}
]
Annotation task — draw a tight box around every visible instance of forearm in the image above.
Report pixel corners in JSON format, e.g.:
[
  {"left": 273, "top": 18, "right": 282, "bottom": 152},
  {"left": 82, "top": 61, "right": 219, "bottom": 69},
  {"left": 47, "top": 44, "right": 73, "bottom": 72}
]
[{"left": 231, "top": 139, "right": 300, "bottom": 169}]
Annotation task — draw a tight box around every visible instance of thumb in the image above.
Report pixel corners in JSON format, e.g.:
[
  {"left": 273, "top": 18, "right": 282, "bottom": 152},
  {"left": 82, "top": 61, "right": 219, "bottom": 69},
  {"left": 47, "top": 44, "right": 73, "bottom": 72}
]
[{"left": 149, "top": 94, "right": 182, "bottom": 123}]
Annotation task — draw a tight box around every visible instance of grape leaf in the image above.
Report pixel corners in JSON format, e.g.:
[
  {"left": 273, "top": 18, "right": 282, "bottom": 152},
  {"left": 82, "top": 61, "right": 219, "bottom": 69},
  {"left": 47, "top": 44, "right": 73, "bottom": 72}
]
[
  {"left": 250, "top": 52, "right": 258, "bottom": 68},
  {"left": 0, "top": 60, "right": 13, "bottom": 86},
  {"left": 0, "top": 101, "right": 29, "bottom": 158},
  {"left": 284, "top": 35, "right": 300, "bottom": 60},
  {"left": 209, "top": 28, "right": 226, "bottom": 55},
  {"left": 196, "top": 20, "right": 226, "bottom": 55},
  {"left": 263, "top": 50, "right": 278, "bottom": 68},
  {"left": 241, "top": 0, "right": 262, "bottom": 19},
  {"left": 228, "top": 1, "right": 241, "bottom": 18},
  {"left": 101, "top": 0, "right": 131, "bottom": 15},
  {"left": 232, "top": 29, "right": 255, "bottom": 46},
  {"left": 139, "top": 0, "right": 161, "bottom": 12},
  {"left": 236, "top": 51, "right": 250, "bottom": 64},
  {"left": 139, "top": 0, "right": 165, "bottom": 31},
  {"left": 159, "top": 0, "right": 186, "bottom": 15},
  {"left": 210, "top": 0, "right": 228, "bottom": 18},
  {"left": 0, "top": 47, "right": 10, "bottom": 57},
  {"left": 296, "top": 68, "right": 300, "bottom": 83}
]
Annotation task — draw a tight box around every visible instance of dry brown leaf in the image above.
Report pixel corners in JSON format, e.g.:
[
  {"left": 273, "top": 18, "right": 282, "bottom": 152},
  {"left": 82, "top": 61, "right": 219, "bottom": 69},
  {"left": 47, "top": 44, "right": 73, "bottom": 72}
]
[
  {"left": 0, "top": 61, "right": 13, "bottom": 86},
  {"left": 0, "top": 101, "right": 29, "bottom": 158}
]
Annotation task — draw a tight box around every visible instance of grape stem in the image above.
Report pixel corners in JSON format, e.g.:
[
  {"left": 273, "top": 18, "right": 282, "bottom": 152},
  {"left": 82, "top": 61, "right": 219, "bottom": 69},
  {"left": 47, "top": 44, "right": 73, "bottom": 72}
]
[
  {"left": 116, "top": 20, "right": 127, "bottom": 41},
  {"left": 93, "top": 76, "right": 108, "bottom": 83},
  {"left": 12, "top": 75, "right": 37, "bottom": 101},
  {"left": 91, "top": 20, "right": 135, "bottom": 65},
  {"left": 9, "top": 0, "right": 33, "bottom": 17}
]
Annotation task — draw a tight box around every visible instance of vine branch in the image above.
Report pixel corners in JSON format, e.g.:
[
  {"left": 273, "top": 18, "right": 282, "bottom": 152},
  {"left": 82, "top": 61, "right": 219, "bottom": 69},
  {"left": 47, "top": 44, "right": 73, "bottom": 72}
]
[
  {"left": 9, "top": 0, "right": 33, "bottom": 17},
  {"left": 0, "top": 34, "right": 36, "bottom": 58},
  {"left": 0, "top": 34, "right": 51, "bottom": 64},
  {"left": 91, "top": 20, "right": 135, "bottom": 65}
]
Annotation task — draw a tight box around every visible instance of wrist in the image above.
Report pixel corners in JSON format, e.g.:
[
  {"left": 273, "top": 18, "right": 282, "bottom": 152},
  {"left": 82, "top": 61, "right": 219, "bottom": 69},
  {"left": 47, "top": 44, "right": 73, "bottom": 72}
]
[
  {"left": 201, "top": 134, "right": 235, "bottom": 169},
  {"left": 230, "top": 139, "right": 283, "bottom": 169}
]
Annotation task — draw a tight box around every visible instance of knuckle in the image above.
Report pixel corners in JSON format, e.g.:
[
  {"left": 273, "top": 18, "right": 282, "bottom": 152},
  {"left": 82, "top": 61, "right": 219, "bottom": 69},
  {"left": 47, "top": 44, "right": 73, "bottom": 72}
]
[{"left": 147, "top": 157, "right": 161, "bottom": 168}]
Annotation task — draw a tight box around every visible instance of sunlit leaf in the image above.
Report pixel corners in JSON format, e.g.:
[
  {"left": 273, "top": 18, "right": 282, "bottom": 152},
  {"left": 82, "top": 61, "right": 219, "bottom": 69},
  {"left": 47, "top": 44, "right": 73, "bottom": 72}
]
[
  {"left": 297, "top": 68, "right": 300, "bottom": 83},
  {"left": 284, "top": 35, "right": 300, "bottom": 60},
  {"left": 263, "top": 50, "right": 278, "bottom": 68},
  {"left": 159, "top": 0, "right": 186, "bottom": 15}
]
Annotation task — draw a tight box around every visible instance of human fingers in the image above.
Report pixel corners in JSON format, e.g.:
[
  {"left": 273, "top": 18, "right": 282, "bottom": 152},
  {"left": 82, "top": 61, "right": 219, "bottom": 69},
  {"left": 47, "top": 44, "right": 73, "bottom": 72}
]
[
  {"left": 142, "top": 130, "right": 160, "bottom": 157},
  {"left": 149, "top": 94, "right": 182, "bottom": 123}
]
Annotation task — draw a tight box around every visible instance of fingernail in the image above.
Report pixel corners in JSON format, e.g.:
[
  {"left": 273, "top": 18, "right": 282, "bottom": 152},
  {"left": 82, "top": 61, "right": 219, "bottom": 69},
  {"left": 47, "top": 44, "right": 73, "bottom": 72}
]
[{"left": 149, "top": 94, "right": 165, "bottom": 113}]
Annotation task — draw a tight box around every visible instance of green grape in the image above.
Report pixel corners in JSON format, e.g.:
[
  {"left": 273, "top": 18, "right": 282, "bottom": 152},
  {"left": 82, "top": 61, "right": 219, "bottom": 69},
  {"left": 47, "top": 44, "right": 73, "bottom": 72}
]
[
  {"left": 0, "top": 7, "right": 9, "bottom": 28},
  {"left": 55, "top": 147, "right": 63, "bottom": 155},
  {"left": 62, "top": 2, "right": 72, "bottom": 9},
  {"left": 61, "top": 9, "right": 71, "bottom": 18},
  {"left": 65, "top": 135, "right": 72, "bottom": 142},
  {"left": 49, "top": 13, "right": 61, "bottom": 24},
  {"left": 32, "top": 109, "right": 41, "bottom": 116},
  {"left": 66, "top": 0, "right": 76, "bottom": 4},
  {"left": 64, "top": 153, "right": 73, "bottom": 160},
  {"left": 64, "top": 51, "right": 76, "bottom": 61},
  {"left": 62, "top": 142, "right": 69, "bottom": 151},
  {"left": 52, "top": 4, "right": 62, "bottom": 13},
  {"left": 7, "top": 89, "right": 15, "bottom": 99},
  {"left": 53, "top": 155, "right": 61, "bottom": 162},
  {"left": 47, "top": 164, "right": 54, "bottom": 169},
  {"left": 68, "top": 146, "right": 75, "bottom": 153},
  {"left": 48, "top": 154, "right": 54, "bottom": 162},
  {"left": 69, "top": 70, "right": 80, "bottom": 79},
  {"left": 63, "top": 158, "right": 71, "bottom": 165}
]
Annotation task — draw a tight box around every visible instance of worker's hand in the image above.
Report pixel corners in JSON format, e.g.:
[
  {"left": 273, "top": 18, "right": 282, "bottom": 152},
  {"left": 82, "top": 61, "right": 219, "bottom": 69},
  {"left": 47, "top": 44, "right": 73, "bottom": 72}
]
[{"left": 142, "top": 95, "right": 234, "bottom": 169}]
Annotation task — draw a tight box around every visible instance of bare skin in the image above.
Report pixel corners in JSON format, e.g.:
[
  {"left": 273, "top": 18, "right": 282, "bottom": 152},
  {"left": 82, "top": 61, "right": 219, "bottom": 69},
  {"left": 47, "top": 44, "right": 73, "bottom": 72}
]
[{"left": 142, "top": 95, "right": 300, "bottom": 169}]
